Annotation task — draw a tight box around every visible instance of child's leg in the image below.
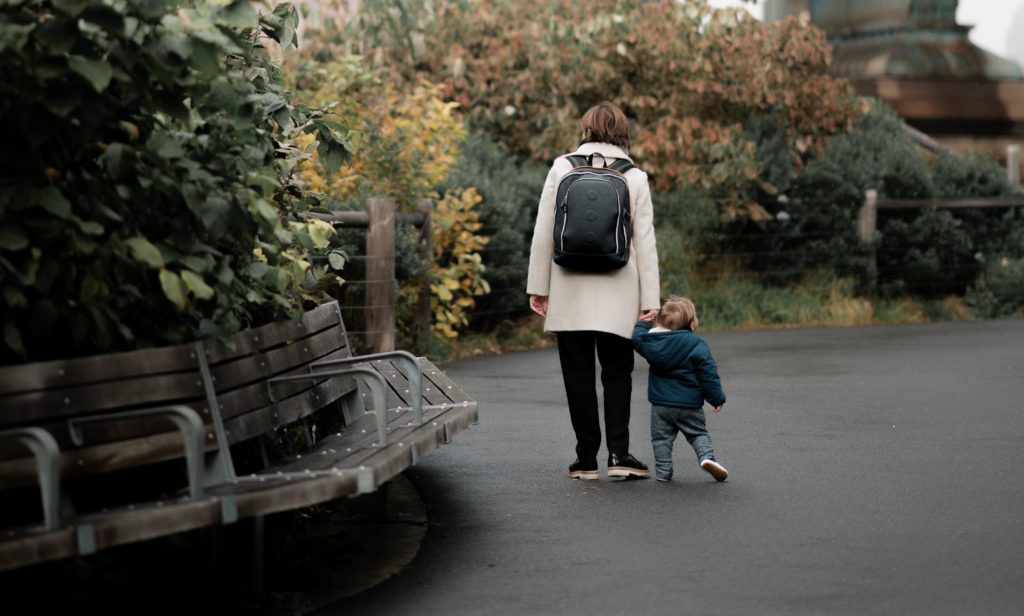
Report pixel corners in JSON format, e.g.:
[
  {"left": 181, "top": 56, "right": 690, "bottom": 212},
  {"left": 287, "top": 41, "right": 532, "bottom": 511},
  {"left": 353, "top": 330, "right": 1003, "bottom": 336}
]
[
  {"left": 650, "top": 405, "right": 679, "bottom": 480},
  {"left": 674, "top": 407, "right": 714, "bottom": 462}
]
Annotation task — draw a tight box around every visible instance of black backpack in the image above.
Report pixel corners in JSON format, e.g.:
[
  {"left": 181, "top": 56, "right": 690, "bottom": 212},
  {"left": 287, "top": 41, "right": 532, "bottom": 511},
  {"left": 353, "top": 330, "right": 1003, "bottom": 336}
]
[{"left": 552, "top": 153, "right": 634, "bottom": 272}]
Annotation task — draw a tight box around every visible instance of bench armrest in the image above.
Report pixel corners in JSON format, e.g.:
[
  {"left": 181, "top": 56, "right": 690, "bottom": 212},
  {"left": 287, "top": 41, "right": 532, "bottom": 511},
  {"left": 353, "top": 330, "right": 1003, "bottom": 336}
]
[
  {"left": 0, "top": 428, "right": 61, "bottom": 531},
  {"left": 67, "top": 405, "right": 205, "bottom": 500},
  {"left": 310, "top": 350, "right": 423, "bottom": 425},
  {"left": 268, "top": 367, "right": 389, "bottom": 446}
]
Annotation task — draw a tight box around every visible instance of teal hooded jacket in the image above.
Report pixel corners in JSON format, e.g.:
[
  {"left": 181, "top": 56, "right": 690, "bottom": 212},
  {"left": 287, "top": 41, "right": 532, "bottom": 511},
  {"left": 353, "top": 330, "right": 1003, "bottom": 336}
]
[{"left": 632, "top": 321, "right": 726, "bottom": 409}]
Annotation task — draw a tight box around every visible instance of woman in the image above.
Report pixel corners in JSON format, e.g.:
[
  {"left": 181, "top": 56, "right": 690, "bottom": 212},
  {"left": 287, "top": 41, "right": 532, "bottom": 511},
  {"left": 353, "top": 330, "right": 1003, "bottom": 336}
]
[{"left": 526, "top": 102, "right": 660, "bottom": 480}]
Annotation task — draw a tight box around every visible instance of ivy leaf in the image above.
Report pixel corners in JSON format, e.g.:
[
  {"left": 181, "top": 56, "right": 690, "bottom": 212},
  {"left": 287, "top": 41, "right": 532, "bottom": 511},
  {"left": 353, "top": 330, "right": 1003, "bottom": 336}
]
[
  {"left": 126, "top": 0, "right": 165, "bottom": 20},
  {"left": 180, "top": 255, "right": 212, "bottom": 273},
  {"left": 147, "top": 131, "right": 184, "bottom": 159},
  {"left": 125, "top": 236, "right": 165, "bottom": 268},
  {"left": 0, "top": 224, "right": 29, "bottom": 251},
  {"left": 75, "top": 218, "right": 105, "bottom": 236},
  {"left": 306, "top": 219, "right": 335, "bottom": 249},
  {"left": 80, "top": 5, "right": 125, "bottom": 34},
  {"left": 68, "top": 56, "right": 113, "bottom": 93},
  {"left": 34, "top": 187, "right": 72, "bottom": 218},
  {"left": 0, "top": 23, "right": 35, "bottom": 53},
  {"left": 219, "top": 0, "right": 259, "bottom": 28},
  {"left": 181, "top": 270, "right": 215, "bottom": 300},
  {"left": 328, "top": 251, "right": 346, "bottom": 270},
  {"left": 264, "top": 3, "right": 299, "bottom": 49},
  {"left": 3, "top": 321, "right": 25, "bottom": 357},
  {"left": 159, "top": 269, "right": 187, "bottom": 311},
  {"left": 52, "top": 0, "right": 90, "bottom": 17},
  {"left": 99, "top": 142, "right": 126, "bottom": 177},
  {"left": 189, "top": 40, "right": 221, "bottom": 77}
]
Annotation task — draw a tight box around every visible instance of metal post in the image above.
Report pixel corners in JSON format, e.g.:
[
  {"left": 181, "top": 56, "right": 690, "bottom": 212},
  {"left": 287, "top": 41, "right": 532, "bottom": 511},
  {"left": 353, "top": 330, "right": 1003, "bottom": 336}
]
[
  {"left": 1008, "top": 145, "right": 1020, "bottom": 186},
  {"left": 366, "top": 197, "right": 396, "bottom": 353},
  {"left": 252, "top": 514, "right": 264, "bottom": 603},
  {"left": 860, "top": 190, "right": 878, "bottom": 296}
]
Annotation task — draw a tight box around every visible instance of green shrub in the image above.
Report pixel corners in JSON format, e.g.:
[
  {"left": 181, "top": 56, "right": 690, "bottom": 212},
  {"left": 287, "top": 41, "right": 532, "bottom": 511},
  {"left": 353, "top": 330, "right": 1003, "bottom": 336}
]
[
  {"left": 654, "top": 186, "right": 720, "bottom": 296},
  {"left": 442, "top": 132, "right": 546, "bottom": 328},
  {"left": 0, "top": 0, "right": 353, "bottom": 364},
  {"left": 756, "top": 103, "right": 1022, "bottom": 296},
  {"left": 967, "top": 257, "right": 1024, "bottom": 318}
]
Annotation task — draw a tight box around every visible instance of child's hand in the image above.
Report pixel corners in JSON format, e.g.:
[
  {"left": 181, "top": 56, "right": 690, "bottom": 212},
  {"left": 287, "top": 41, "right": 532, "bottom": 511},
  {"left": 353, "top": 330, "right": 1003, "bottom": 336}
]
[
  {"left": 639, "top": 309, "right": 658, "bottom": 322},
  {"left": 713, "top": 404, "right": 723, "bottom": 413}
]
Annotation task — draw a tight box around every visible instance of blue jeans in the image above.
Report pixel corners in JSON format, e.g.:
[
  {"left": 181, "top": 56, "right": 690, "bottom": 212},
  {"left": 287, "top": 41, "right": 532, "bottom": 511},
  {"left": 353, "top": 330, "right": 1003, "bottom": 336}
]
[{"left": 650, "top": 404, "right": 714, "bottom": 480}]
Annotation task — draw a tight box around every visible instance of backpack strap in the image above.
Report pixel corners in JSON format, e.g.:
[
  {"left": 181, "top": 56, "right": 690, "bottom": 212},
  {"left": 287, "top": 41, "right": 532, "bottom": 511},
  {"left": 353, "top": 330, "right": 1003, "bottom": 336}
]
[
  {"left": 565, "top": 155, "right": 588, "bottom": 168},
  {"left": 565, "top": 154, "right": 635, "bottom": 174},
  {"left": 609, "top": 158, "right": 635, "bottom": 174}
]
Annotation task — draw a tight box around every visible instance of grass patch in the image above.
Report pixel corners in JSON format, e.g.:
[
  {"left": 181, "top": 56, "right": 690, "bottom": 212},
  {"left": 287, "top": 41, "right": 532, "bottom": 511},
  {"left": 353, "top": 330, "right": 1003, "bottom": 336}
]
[{"left": 427, "top": 268, "right": 1021, "bottom": 363}]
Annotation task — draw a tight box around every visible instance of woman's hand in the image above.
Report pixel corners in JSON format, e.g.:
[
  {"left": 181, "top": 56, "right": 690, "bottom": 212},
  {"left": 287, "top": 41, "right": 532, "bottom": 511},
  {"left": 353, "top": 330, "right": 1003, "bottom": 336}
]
[
  {"left": 529, "top": 295, "right": 548, "bottom": 317},
  {"left": 639, "top": 309, "right": 658, "bottom": 322}
]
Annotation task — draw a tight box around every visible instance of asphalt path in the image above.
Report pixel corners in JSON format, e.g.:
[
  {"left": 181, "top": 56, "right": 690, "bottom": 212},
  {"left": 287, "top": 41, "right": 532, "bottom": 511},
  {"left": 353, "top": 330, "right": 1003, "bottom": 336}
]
[{"left": 327, "top": 319, "right": 1024, "bottom": 616}]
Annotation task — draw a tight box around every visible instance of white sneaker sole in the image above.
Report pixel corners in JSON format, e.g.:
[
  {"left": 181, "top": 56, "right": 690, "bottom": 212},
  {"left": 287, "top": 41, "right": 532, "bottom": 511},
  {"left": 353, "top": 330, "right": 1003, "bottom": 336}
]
[
  {"left": 700, "top": 459, "right": 729, "bottom": 482},
  {"left": 569, "top": 470, "right": 599, "bottom": 480},
  {"left": 608, "top": 467, "right": 651, "bottom": 478}
]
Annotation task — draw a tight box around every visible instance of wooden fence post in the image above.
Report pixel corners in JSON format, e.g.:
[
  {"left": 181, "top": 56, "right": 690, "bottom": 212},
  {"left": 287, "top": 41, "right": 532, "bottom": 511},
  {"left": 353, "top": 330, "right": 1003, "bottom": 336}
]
[
  {"left": 1008, "top": 145, "right": 1020, "bottom": 186},
  {"left": 366, "top": 197, "right": 395, "bottom": 353},
  {"left": 859, "top": 189, "right": 878, "bottom": 295},
  {"left": 416, "top": 198, "right": 434, "bottom": 354}
]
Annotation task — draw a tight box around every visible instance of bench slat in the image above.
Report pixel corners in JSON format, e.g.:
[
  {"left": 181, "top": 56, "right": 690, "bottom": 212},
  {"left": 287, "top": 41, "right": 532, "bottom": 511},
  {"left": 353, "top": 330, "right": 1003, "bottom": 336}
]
[
  {"left": 0, "top": 373, "right": 207, "bottom": 428},
  {"left": 208, "top": 325, "right": 348, "bottom": 393},
  {"left": 0, "top": 344, "right": 198, "bottom": 396},
  {"left": 204, "top": 302, "right": 342, "bottom": 364},
  {"left": 422, "top": 363, "right": 476, "bottom": 406},
  {"left": 221, "top": 348, "right": 357, "bottom": 445},
  {"left": 207, "top": 399, "right": 477, "bottom": 518}
]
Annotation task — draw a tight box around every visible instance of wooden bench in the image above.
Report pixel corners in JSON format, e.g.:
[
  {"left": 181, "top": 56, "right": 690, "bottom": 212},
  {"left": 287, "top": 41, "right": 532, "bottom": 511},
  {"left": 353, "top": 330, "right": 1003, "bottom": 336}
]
[{"left": 0, "top": 300, "right": 478, "bottom": 572}]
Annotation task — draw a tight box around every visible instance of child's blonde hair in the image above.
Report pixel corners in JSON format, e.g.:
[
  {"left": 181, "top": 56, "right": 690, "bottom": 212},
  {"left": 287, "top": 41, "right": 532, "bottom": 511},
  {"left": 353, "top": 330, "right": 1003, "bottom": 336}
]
[{"left": 656, "top": 296, "right": 697, "bottom": 331}]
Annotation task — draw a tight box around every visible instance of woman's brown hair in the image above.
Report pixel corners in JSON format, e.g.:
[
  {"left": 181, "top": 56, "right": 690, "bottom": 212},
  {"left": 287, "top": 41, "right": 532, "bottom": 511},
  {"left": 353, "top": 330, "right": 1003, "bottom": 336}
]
[{"left": 580, "top": 102, "right": 630, "bottom": 150}]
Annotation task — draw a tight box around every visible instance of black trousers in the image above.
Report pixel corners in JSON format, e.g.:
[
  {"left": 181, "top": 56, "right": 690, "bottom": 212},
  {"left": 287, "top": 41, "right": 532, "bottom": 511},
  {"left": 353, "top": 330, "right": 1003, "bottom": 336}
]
[{"left": 556, "top": 331, "right": 634, "bottom": 460}]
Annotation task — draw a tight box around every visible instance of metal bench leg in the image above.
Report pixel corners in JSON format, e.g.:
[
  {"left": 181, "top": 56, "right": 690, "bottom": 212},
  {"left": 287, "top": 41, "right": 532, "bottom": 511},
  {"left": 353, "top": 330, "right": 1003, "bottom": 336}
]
[
  {"left": 252, "top": 514, "right": 265, "bottom": 604},
  {"left": 0, "top": 428, "right": 61, "bottom": 531}
]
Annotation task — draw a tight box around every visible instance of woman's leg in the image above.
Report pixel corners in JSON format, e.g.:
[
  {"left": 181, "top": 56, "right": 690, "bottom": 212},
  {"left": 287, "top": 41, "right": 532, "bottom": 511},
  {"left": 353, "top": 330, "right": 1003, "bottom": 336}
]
[
  {"left": 594, "top": 332, "right": 634, "bottom": 455},
  {"left": 556, "top": 331, "right": 600, "bottom": 460}
]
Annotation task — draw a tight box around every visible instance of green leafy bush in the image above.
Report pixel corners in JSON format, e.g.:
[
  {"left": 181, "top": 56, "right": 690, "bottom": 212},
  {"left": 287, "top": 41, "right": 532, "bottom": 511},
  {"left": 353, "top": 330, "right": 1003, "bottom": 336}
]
[
  {"left": 743, "top": 103, "right": 1021, "bottom": 295},
  {"left": 0, "top": 0, "right": 353, "bottom": 364},
  {"left": 967, "top": 257, "right": 1024, "bottom": 318},
  {"left": 442, "top": 133, "right": 546, "bottom": 327}
]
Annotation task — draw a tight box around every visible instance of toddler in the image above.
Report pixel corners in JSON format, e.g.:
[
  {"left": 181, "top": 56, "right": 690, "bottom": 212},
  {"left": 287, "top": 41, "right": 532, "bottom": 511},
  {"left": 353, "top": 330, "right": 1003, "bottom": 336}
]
[{"left": 632, "top": 297, "right": 729, "bottom": 482}]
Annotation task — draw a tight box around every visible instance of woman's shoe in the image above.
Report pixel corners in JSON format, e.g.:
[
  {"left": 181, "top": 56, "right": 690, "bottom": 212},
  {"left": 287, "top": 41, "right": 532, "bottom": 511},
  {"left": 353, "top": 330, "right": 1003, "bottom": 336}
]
[
  {"left": 607, "top": 452, "right": 651, "bottom": 478},
  {"left": 568, "top": 458, "right": 599, "bottom": 480}
]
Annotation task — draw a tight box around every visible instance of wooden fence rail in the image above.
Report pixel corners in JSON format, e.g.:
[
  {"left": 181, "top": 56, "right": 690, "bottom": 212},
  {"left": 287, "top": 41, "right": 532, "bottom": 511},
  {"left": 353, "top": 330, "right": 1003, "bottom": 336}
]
[
  {"left": 858, "top": 190, "right": 1024, "bottom": 293},
  {"left": 305, "top": 198, "right": 433, "bottom": 354}
]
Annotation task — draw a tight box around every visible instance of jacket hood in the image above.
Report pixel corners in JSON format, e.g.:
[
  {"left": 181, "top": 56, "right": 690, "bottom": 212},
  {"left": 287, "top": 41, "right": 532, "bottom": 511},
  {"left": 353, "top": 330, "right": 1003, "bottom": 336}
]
[{"left": 636, "top": 328, "right": 702, "bottom": 371}]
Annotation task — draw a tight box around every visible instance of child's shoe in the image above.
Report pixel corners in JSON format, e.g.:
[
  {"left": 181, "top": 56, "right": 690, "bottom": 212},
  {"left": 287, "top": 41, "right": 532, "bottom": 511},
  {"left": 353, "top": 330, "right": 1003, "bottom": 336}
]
[{"left": 700, "top": 458, "right": 729, "bottom": 482}]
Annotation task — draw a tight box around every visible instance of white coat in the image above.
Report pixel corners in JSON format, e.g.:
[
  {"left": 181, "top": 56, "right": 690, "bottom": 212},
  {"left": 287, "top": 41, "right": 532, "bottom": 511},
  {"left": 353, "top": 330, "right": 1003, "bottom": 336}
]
[{"left": 526, "top": 142, "right": 661, "bottom": 339}]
